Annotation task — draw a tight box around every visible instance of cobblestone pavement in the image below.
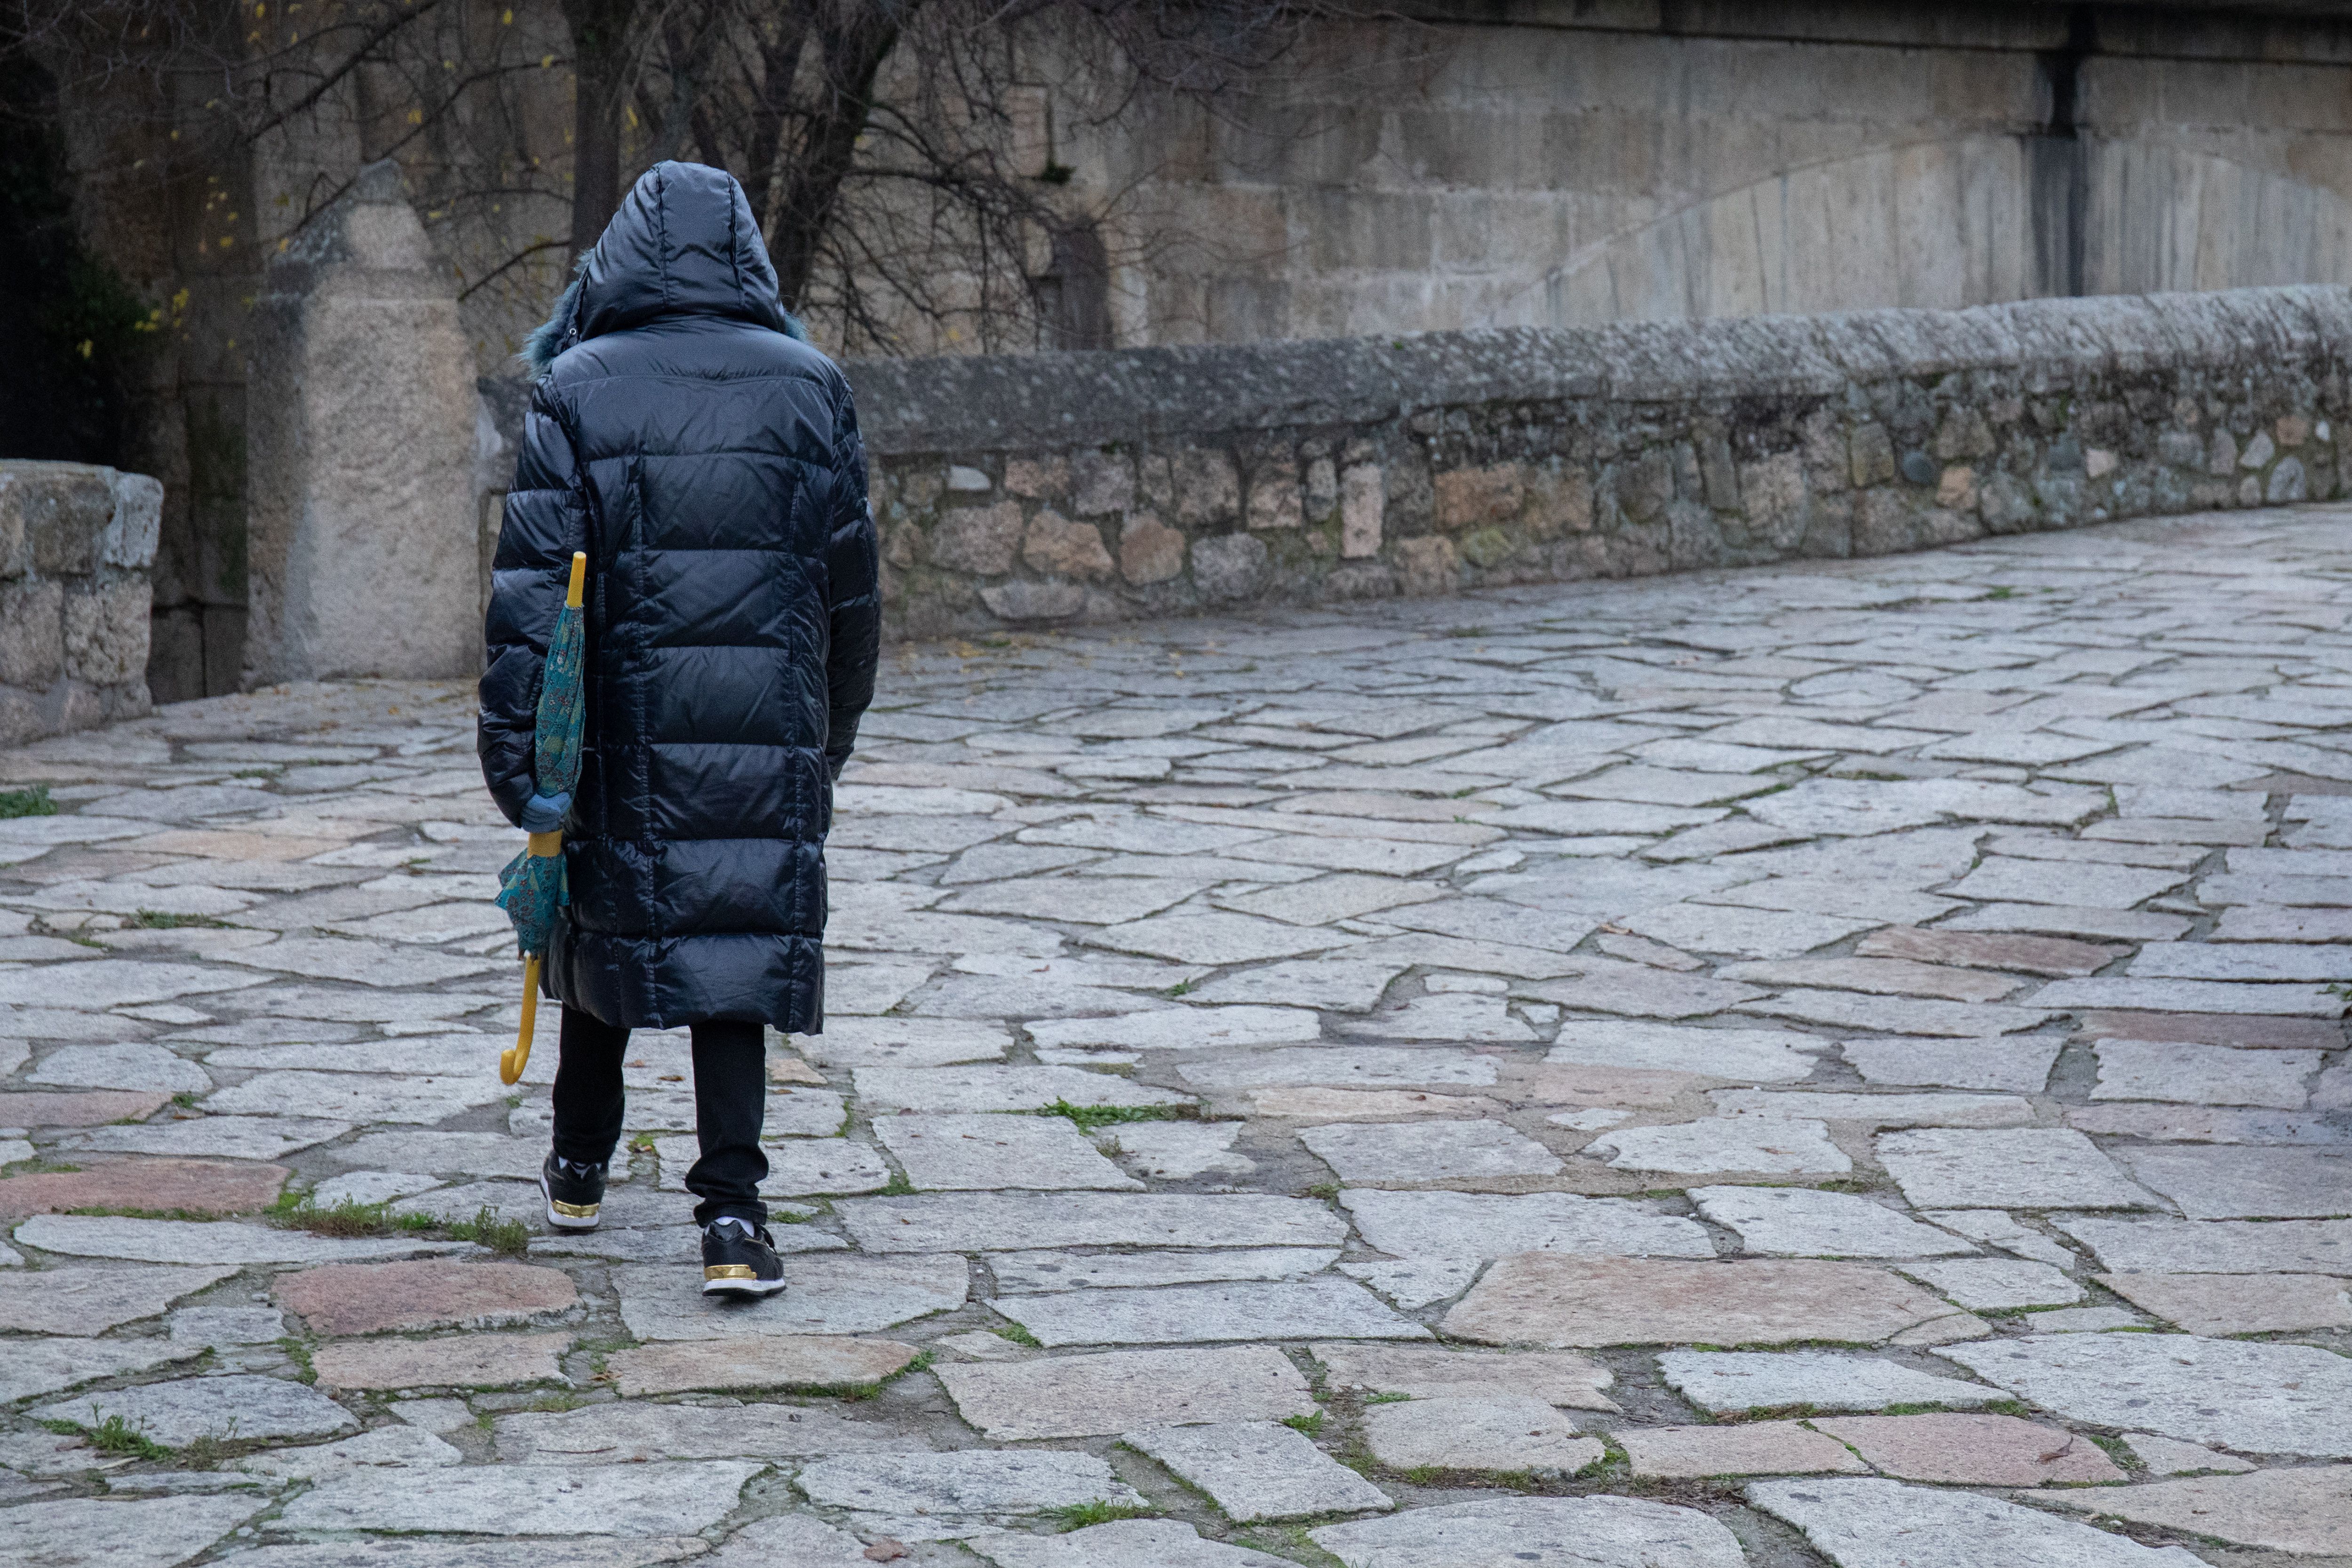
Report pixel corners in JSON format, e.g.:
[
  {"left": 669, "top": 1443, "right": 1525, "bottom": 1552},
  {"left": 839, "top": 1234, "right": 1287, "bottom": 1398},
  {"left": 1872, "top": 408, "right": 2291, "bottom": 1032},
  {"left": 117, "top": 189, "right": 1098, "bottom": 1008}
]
[{"left": 8, "top": 506, "right": 2352, "bottom": 1567}]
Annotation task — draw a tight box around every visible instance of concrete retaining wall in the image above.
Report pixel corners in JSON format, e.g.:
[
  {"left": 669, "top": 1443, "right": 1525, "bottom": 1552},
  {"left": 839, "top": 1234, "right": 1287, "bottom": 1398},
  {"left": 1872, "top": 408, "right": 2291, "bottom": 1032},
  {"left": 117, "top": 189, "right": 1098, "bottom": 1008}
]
[
  {"left": 849, "top": 286, "right": 2352, "bottom": 639},
  {"left": 0, "top": 462, "right": 162, "bottom": 746}
]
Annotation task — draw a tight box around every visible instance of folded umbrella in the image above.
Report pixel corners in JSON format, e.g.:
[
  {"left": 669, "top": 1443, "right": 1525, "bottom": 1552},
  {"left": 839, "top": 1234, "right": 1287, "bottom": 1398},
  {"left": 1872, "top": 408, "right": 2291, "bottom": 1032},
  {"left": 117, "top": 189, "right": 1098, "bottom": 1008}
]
[{"left": 494, "top": 551, "right": 588, "bottom": 1085}]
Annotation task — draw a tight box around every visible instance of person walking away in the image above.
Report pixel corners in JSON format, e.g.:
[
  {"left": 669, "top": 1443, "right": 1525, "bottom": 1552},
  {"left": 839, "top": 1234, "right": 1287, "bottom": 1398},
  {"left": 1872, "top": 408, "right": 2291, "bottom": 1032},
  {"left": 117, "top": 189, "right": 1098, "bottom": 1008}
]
[{"left": 479, "top": 161, "right": 880, "bottom": 1299}]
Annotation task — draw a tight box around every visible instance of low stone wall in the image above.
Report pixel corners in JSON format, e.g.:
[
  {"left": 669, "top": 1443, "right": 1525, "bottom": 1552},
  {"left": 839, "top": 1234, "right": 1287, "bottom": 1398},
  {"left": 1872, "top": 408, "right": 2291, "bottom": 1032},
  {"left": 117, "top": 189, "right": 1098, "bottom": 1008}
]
[
  {"left": 0, "top": 462, "right": 162, "bottom": 747},
  {"left": 848, "top": 286, "right": 2352, "bottom": 639}
]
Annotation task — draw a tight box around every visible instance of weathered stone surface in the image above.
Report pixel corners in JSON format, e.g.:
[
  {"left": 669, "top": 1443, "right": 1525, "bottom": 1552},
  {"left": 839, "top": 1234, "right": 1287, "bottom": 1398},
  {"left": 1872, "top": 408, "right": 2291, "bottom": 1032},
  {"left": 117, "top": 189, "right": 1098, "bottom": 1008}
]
[
  {"left": 0, "top": 1495, "right": 266, "bottom": 1568},
  {"left": 1589, "top": 1115, "right": 1849, "bottom": 1174},
  {"left": 605, "top": 1336, "right": 917, "bottom": 1397},
  {"left": 1657, "top": 1350, "right": 2003, "bottom": 1415},
  {"left": 1128, "top": 1420, "right": 1393, "bottom": 1520},
  {"left": 972, "top": 1519, "right": 1293, "bottom": 1568},
  {"left": 995, "top": 1275, "right": 1427, "bottom": 1346},
  {"left": 2058, "top": 1215, "right": 2352, "bottom": 1274},
  {"left": 1813, "top": 1413, "right": 2122, "bottom": 1484},
  {"left": 795, "top": 1449, "right": 1143, "bottom": 1516},
  {"left": 989, "top": 1246, "right": 1332, "bottom": 1293},
  {"left": 202, "top": 1537, "right": 708, "bottom": 1568},
  {"left": 0, "top": 1263, "right": 237, "bottom": 1335},
  {"left": 27, "top": 1043, "right": 209, "bottom": 1093},
  {"left": 938, "top": 1345, "right": 1313, "bottom": 1440},
  {"left": 1841, "top": 1036, "right": 2060, "bottom": 1093},
  {"left": 276, "top": 1461, "right": 761, "bottom": 1535},
  {"left": 1182, "top": 1046, "right": 1497, "bottom": 1090},
  {"left": 494, "top": 1399, "right": 918, "bottom": 1464},
  {"left": 2094, "top": 1270, "right": 2352, "bottom": 1335},
  {"left": 1694, "top": 1186, "right": 1976, "bottom": 1258},
  {"left": 1877, "top": 1128, "right": 2152, "bottom": 1209},
  {"left": 1359, "top": 1394, "right": 1602, "bottom": 1474},
  {"left": 1300, "top": 1119, "right": 1562, "bottom": 1183},
  {"left": 1621, "top": 1421, "right": 1869, "bottom": 1478},
  {"left": 614, "top": 1256, "right": 967, "bottom": 1339},
  {"left": 838, "top": 1192, "right": 1346, "bottom": 1252},
  {"left": 234, "top": 1423, "right": 463, "bottom": 1481},
  {"left": 2046, "top": 1466, "right": 2352, "bottom": 1554},
  {"left": 0, "top": 1088, "right": 170, "bottom": 1125},
  {"left": 1340, "top": 1189, "right": 1713, "bottom": 1261},
  {"left": 2119, "top": 1145, "right": 2352, "bottom": 1218},
  {"left": 1313, "top": 1496, "right": 1746, "bottom": 1568},
  {"left": 0, "top": 1157, "right": 288, "bottom": 1219},
  {"left": 63, "top": 1114, "right": 353, "bottom": 1161},
  {"left": 1749, "top": 1478, "right": 2201, "bottom": 1567},
  {"left": 853, "top": 1064, "right": 1193, "bottom": 1113},
  {"left": 1856, "top": 927, "right": 2122, "bottom": 977},
  {"left": 276, "top": 1259, "right": 577, "bottom": 1335},
  {"left": 1900, "top": 1258, "right": 2082, "bottom": 1310},
  {"left": 1442, "top": 1255, "right": 1968, "bottom": 1348},
  {"left": 1313, "top": 1343, "right": 1618, "bottom": 1410},
  {"left": 874, "top": 1113, "right": 1140, "bottom": 1190},
  {"left": 0, "top": 1335, "right": 201, "bottom": 1402},
  {"left": 2120, "top": 1432, "right": 2255, "bottom": 1475},
  {"left": 2092, "top": 1040, "right": 2318, "bottom": 1108},
  {"left": 1544, "top": 1021, "right": 1824, "bottom": 1082},
  {"left": 1939, "top": 1332, "right": 2352, "bottom": 1456},
  {"left": 311, "top": 1331, "right": 572, "bottom": 1390},
  {"left": 14, "top": 1214, "right": 466, "bottom": 1266},
  {"left": 37, "top": 1372, "right": 359, "bottom": 1446}
]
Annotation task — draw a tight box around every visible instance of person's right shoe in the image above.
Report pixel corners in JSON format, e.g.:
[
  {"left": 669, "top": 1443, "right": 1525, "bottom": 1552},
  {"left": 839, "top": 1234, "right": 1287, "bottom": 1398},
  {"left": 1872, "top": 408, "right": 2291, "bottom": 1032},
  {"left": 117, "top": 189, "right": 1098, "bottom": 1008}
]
[
  {"left": 701, "top": 1215, "right": 787, "bottom": 1298},
  {"left": 539, "top": 1152, "right": 606, "bottom": 1232}
]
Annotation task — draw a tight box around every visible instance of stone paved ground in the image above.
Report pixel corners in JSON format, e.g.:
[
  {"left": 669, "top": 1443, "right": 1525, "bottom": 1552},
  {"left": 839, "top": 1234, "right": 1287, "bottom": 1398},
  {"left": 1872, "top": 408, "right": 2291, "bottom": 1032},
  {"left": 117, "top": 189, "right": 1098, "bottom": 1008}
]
[{"left": 6, "top": 506, "right": 2352, "bottom": 1567}]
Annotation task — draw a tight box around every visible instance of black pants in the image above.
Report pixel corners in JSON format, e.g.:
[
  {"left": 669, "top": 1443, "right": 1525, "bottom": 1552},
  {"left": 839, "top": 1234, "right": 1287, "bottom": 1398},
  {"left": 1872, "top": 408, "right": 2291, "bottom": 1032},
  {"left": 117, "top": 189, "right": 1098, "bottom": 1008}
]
[{"left": 549, "top": 1005, "right": 768, "bottom": 1227}]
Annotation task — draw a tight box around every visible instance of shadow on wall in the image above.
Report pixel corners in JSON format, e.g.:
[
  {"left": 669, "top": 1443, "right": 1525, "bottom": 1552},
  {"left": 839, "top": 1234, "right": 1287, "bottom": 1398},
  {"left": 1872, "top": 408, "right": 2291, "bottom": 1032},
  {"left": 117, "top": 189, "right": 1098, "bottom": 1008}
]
[{"left": 1508, "top": 140, "right": 2352, "bottom": 329}]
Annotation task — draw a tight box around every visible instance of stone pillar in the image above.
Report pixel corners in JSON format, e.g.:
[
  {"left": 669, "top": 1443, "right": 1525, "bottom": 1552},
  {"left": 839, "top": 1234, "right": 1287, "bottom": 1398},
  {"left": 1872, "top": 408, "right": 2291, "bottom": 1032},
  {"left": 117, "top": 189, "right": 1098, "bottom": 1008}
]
[
  {"left": 244, "top": 160, "right": 478, "bottom": 685},
  {"left": 0, "top": 462, "right": 163, "bottom": 746}
]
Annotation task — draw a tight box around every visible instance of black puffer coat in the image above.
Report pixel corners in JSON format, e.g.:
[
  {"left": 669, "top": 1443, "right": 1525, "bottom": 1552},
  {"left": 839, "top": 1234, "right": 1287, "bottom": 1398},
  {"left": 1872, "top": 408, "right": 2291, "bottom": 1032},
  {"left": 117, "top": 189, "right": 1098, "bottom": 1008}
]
[{"left": 479, "top": 161, "right": 880, "bottom": 1034}]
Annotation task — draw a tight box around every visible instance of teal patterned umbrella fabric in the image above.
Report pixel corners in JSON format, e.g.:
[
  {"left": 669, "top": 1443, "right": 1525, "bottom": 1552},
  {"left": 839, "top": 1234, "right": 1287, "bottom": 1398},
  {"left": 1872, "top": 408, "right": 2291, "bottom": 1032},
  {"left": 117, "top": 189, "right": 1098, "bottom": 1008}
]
[{"left": 494, "top": 552, "right": 587, "bottom": 1085}]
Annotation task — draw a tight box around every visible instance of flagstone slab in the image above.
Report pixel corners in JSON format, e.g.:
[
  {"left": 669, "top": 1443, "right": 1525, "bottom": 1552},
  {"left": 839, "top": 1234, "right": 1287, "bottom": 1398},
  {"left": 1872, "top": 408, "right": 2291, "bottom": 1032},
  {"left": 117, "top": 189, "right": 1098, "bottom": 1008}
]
[
  {"left": 838, "top": 1192, "right": 1347, "bottom": 1252},
  {"left": 0, "top": 1495, "right": 268, "bottom": 1568},
  {"left": 1589, "top": 1116, "right": 1849, "bottom": 1175},
  {"left": 1300, "top": 1120, "right": 1562, "bottom": 1184},
  {"left": 1339, "top": 1189, "right": 1713, "bottom": 1261},
  {"left": 647, "top": 1133, "right": 890, "bottom": 1197},
  {"left": 1359, "top": 1395, "right": 1603, "bottom": 1474},
  {"left": 276, "top": 1460, "right": 761, "bottom": 1535},
  {"left": 995, "top": 1275, "right": 1428, "bottom": 1346},
  {"left": 1130, "top": 1420, "right": 1393, "bottom": 1521},
  {"left": 2091, "top": 1040, "right": 2318, "bottom": 1107},
  {"left": 2034, "top": 977, "right": 2348, "bottom": 1016},
  {"left": 1840, "top": 1037, "right": 2061, "bottom": 1093},
  {"left": 1939, "top": 1332, "right": 2352, "bottom": 1456},
  {"left": 64, "top": 1114, "right": 353, "bottom": 1161},
  {"left": 0, "top": 1261, "right": 237, "bottom": 1335},
  {"left": 1856, "top": 927, "right": 2123, "bottom": 977},
  {"left": 0, "top": 959, "right": 268, "bottom": 1011},
  {"left": 1708, "top": 1090, "right": 2033, "bottom": 1128},
  {"left": 1901, "top": 1257, "right": 2082, "bottom": 1310},
  {"left": 615, "top": 1255, "right": 967, "bottom": 1338},
  {"left": 2046, "top": 1466, "right": 2352, "bottom": 1555},
  {"left": 168, "top": 1304, "right": 287, "bottom": 1346},
  {"left": 1104, "top": 1119, "right": 1255, "bottom": 1178},
  {"left": 1621, "top": 1420, "right": 1867, "bottom": 1478},
  {"left": 273, "top": 1258, "right": 577, "bottom": 1334},
  {"left": 874, "top": 1113, "right": 1141, "bottom": 1191},
  {"left": 1657, "top": 1350, "right": 2005, "bottom": 1415},
  {"left": 37, "top": 1372, "right": 358, "bottom": 1446},
  {"left": 0, "top": 1335, "right": 203, "bottom": 1402},
  {"left": 1312, "top": 1496, "right": 1747, "bottom": 1568},
  {"left": 2096, "top": 1270, "right": 2352, "bottom": 1335},
  {"left": 1311, "top": 1343, "right": 1618, "bottom": 1410},
  {"left": 493, "top": 1398, "right": 919, "bottom": 1464},
  {"left": 0, "top": 1156, "right": 287, "bottom": 1219},
  {"left": 232, "top": 1424, "right": 464, "bottom": 1482},
  {"left": 795, "top": 1449, "right": 1143, "bottom": 1517},
  {"left": 2059, "top": 1215, "right": 2352, "bottom": 1274},
  {"left": 0, "top": 1088, "right": 171, "bottom": 1126},
  {"left": 1543, "top": 1021, "right": 1826, "bottom": 1082},
  {"left": 201, "top": 1068, "right": 503, "bottom": 1123},
  {"left": 2120, "top": 1432, "right": 2254, "bottom": 1475},
  {"left": 320, "top": 1130, "right": 546, "bottom": 1176},
  {"left": 938, "top": 1344, "right": 1312, "bottom": 1440},
  {"left": 1877, "top": 1128, "right": 2153, "bottom": 1210},
  {"left": 2119, "top": 1145, "right": 2352, "bottom": 1218},
  {"left": 15, "top": 1215, "right": 470, "bottom": 1266},
  {"left": 605, "top": 1335, "right": 917, "bottom": 1397},
  {"left": 1617, "top": 902, "right": 1877, "bottom": 959},
  {"left": 1815, "top": 1412, "right": 2122, "bottom": 1484},
  {"left": 1180, "top": 1046, "right": 1497, "bottom": 1090},
  {"left": 312, "top": 1331, "right": 572, "bottom": 1390},
  {"left": 1692, "top": 1186, "right": 1977, "bottom": 1258},
  {"left": 27, "top": 1043, "right": 210, "bottom": 1094},
  {"left": 803, "top": 1017, "right": 1009, "bottom": 1068},
  {"left": 988, "top": 1247, "right": 1336, "bottom": 1293},
  {"left": 852, "top": 1065, "right": 1192, "bottom": 1113},
  {"left": 1740, "top": 991, "right": 2052, "bottom": 1037},
  {"left": 1748, "top": 1477, "right": 2201, "bottom": 1567},
  {"left": 972, "top": 1520, "right": 1294, "bottom": 1568},
  {"left": 1442, "top": 1255, "right": 1967, "bottom": 1348},
  {"left": 2069, "top": 1101, "right": 2350, "bottom": 1144},
  {"left": 1027, "top": 1007, "right": 1319, "bottom": 1052}
]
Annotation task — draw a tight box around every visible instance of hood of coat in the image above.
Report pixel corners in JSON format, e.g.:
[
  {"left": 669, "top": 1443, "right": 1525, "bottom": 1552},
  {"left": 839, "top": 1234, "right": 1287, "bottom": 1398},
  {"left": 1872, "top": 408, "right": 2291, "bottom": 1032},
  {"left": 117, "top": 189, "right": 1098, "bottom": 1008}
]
[{"left": 523, "top": 160, "right": 804, "bottom": 377}]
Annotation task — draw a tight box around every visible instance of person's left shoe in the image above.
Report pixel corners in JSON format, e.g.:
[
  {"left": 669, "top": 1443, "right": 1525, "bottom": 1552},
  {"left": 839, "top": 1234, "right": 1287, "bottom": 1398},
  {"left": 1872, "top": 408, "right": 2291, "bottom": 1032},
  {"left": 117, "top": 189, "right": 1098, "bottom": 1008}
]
[
  {"left": 700, "top": 1215, "right": 787, "bottom": 1298},
  {"left": 539, "top": 1152, "right": 606, "bottom": 1232}
]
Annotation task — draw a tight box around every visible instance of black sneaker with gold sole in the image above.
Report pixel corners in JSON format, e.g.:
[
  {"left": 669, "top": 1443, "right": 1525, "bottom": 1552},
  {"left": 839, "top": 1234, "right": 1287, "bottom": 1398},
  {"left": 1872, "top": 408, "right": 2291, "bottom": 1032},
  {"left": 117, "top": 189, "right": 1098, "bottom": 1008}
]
[
  {"left": 701, "top": 1216, "right": 787, "bottom": 1298},
  {"left": 540, "top": 1152, "right": 606, "bottom": 1232}
]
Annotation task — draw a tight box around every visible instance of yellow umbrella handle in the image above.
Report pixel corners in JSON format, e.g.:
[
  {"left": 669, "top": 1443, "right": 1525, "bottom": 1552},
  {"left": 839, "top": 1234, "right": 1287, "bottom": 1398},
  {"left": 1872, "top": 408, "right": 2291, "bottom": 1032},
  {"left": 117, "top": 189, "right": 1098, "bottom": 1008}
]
[{"left": 502, "top": 954, "right": 540, "bottom": 1085}]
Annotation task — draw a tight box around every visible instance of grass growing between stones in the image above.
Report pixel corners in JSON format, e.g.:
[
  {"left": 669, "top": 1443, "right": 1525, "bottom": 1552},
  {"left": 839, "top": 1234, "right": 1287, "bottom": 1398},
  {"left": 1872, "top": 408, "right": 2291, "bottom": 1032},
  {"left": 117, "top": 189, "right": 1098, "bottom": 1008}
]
[
  {"left": 127, "top": 910, "right": 228, "bottom": 929},
  {"left": 43, "top": 1414, "right": 169, "bottom": 1461},
  {"left": 445, "top": 1206, "right": 532, "bottom": 1257},
  {"left": 1048, "top": 1499, "right": 1157, "bottom": 1532},
  {"left": 0, "top": 785, "right": 56, "bottom": 819},
  {"left": 1282, "top": 1411, "right": 1326, "bottom": 1436},
  {"left": 993, "top": 1321, "right": 1041, "bottom": 1348},
  {"left": 1033, "top": 1099, "right": 1191, "bottom": 1133},
  {"left": 266, "top": 1190, "right": 532, "bottom": 1256}
]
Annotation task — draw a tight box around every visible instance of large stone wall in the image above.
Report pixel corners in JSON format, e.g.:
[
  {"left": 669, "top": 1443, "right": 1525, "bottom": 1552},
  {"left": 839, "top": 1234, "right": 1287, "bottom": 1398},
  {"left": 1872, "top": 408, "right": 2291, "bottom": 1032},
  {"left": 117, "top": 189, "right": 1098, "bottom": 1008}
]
[
  {"left": 850, "top": 286, "right": 2352, "bottom": 639},
  {"left": 0, "top": 462, "right": 161, "bottom": 746}
]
